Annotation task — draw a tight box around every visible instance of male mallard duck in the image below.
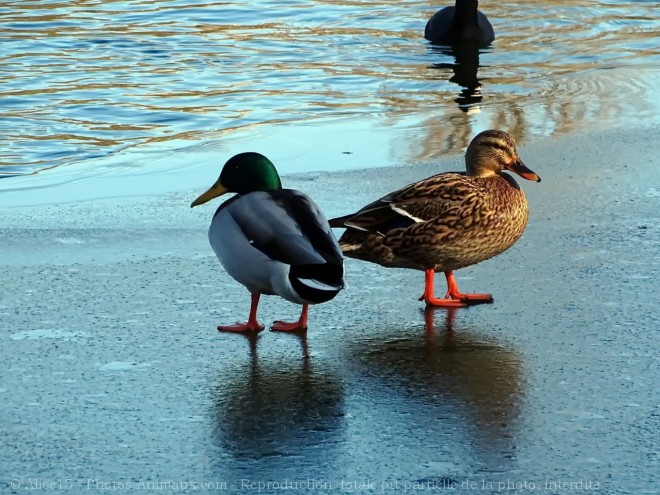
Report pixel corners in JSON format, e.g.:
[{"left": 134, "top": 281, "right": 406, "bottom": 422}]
[
  {"left": 191, "top": 152, "right": 344, "bottom": 332},
  {"left": 425, "top": 0, "right": 495, "bottom": 46},
  {"left": 329, "top": 130, "right": 540, "bottom": 308}
]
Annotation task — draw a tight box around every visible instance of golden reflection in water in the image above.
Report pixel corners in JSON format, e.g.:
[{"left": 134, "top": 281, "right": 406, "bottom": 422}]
[{"left": 410, "top": 0, "right": 658, "bottom": 160}]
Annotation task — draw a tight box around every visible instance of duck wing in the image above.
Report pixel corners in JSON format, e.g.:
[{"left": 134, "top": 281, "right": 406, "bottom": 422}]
[
  {"left": 330, "top": 172, "right": 476, "bottom": 234},
  {"left": 219, "top": 189, "right": 343, "bottom": 267}
]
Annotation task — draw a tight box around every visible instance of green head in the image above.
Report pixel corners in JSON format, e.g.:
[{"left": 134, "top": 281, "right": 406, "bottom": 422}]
[
  {"left": 191, "top": 152, "right": 282, "bottom": 207},
  {"left": 220, "top": 152, "right": 282, "bottom": 193}
]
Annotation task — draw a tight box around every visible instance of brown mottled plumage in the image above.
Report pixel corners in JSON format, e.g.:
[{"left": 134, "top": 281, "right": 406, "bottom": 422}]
[{"left": 329, "top": 130, "right": 541, "bottom": 307}]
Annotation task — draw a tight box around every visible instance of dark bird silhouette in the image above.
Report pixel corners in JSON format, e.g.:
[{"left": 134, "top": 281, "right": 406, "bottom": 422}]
[{"left": 425, "top": 0, "right": 495, "bottom": 47}]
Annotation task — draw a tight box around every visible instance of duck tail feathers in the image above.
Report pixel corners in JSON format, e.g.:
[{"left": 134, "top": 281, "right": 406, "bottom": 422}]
[
  {"left": 328, "top": 214, "right": 353, "bottom": 228},
  {"left": 289, "top": 263, "right": 344, "bottom": 304}
]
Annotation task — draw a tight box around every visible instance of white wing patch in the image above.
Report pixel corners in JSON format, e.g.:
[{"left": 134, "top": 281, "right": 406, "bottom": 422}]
[
  {"left": 343, "top": 220, "right": 370, "bottom": 232},
  {"left": 391, "top": 204, "right": 425, "bottom": 223}
]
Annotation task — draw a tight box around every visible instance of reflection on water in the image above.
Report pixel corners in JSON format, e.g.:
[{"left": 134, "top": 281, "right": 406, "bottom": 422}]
[
  {"left": 429, "top": 44, "right": 484, "bottom": 111},
  {"left": 350, "top": 309, "right": 523, "bottom": 469},
  {"left": 0, "top": 0, "right": 658, "bottom": 178},
  {"left": 212, "top": 333, "right": 344, "bottom": 466}
]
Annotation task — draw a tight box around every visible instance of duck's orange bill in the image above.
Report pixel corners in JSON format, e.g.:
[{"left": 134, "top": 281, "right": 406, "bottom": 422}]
[{"left": 508, "top": 160, "right": 541, "bottom": 182}]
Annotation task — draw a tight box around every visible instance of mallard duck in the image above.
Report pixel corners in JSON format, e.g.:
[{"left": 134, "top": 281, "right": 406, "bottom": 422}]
[
  {"left": 191, "top": 152, "right": 344, "bottom": 332},
  {"left": 425, "top": 0, "right": 495, "bottom": 46},
  {"left": 329, "top": 130, "right": 540, "bottom": 308}
]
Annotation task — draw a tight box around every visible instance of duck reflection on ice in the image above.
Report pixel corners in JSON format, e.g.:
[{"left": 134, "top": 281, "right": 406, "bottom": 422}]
[
  {"left": 212, "top": 333, "right": 344, "bottom": 462},
  {"left": 351, "top": 309, "right": 523, "bottom": 465}
]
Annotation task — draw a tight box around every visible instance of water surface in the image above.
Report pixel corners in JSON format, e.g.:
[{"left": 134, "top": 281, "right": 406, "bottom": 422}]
[{"left": 1, "top": 0, "right": 659, "bottom": 188}]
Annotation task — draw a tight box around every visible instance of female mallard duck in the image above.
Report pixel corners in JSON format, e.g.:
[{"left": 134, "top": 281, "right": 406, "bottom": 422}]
[
  {"left": 425, "top": 0, "right": 495, "bottom": 46},
  {"left": 191, "top": 152, "right": 344, "bottom": 332},
  {"left": 329, "top": 130, "right": 540, "bottom": 308}
]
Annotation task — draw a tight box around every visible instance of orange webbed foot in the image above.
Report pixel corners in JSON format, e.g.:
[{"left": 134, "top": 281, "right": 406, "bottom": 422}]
[
  {"left": 420, "top": 269, "right": 494, "bottom": 307},
  {"left": 451, "top": 292, "right": 494, "bottom": 304},
  {"left": 271, "top": 304, "right": 309, "bottom": 333},
  {"left": 218, "top": 322, "right": 265, "bottom": 333},
  {"left": 217, "top": 293, "right": 265, "bottom": 333},
  {"left": 271, "top": 320, "right": 308, "bottom": 333},
  {"left": 423, "top": 296, "right": 469, "bottom": 308}
]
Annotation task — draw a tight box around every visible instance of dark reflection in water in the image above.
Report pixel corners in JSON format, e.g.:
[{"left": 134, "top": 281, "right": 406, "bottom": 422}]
[
  {"left": 212, "top": 333, "right": 344, "bottom": 465},
  {"left": 429, "top": 44, "right": 484, "bottom": 111},
  {"left": 350, "top": 309, "right": 523, "bottom": 466}
]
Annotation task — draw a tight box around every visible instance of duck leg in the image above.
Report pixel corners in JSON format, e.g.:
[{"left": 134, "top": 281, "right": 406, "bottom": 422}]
[
  {"left": 419, "top": 269, "right": 493, "bottom": 307},
  {"left": 218, "top": 292, "right": 265, "bottom": 332},
  {"left": 444, "top": 271, "right": 494, "bottom": 303},
  {"left": 419, "top": 269, "right": 467, "bottom": 307},
  {"left": 271, "top": 304, "right": 309, "bottom": 333}
]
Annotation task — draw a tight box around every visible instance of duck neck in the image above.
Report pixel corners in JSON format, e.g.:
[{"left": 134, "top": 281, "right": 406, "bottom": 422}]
[{"left": 454, "top": 0, "right": 479, "bottom": 24}]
